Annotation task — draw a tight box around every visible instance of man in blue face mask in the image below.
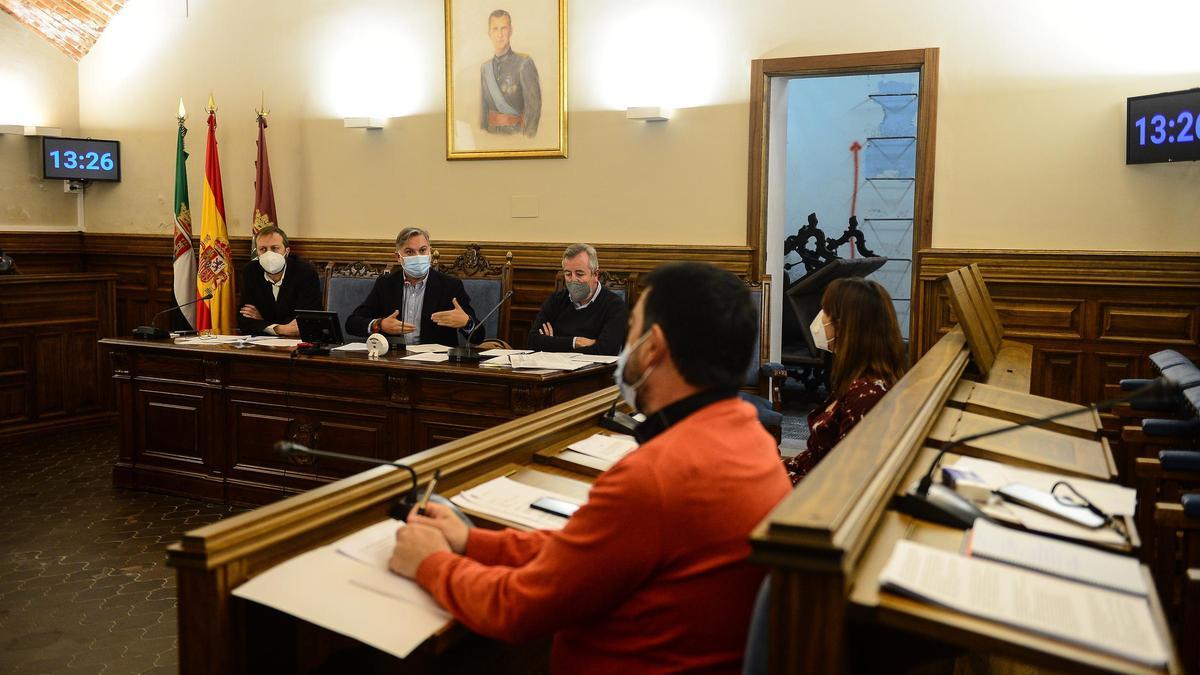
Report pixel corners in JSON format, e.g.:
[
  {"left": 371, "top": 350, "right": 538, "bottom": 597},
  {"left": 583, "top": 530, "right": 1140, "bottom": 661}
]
[{"left": 346, "top": 227, "right": 482, "bottom": 346}]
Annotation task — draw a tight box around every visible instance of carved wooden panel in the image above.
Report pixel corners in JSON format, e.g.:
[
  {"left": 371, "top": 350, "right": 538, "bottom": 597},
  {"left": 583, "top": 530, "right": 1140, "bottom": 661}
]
[
  {"left": 0, "top": 337, "right": 24, "bottom": 375},
  {"left": 1098, "top": 303, "right": 1197, "bottom": 344},
  {"left": 136, "top": 387, "right": 206, "bottom": 461},
  {"left": 993, "top": 298, "right": 1084, "bottom": 340},
  {"left": 416, "top": 377, "right": 510, "bottom": 411},
  {"left": 413, "top": 412, "right": 494, "bottom": 451},
  {"left": 226, "top": 362, "right": 388, "bottom": 399},
  {"left": 915, "top": 250, "right": 1200, "bottom": 407},
  {"left": 136, "top": 353, "right": 206, "bottom": 382},
  {"left": 34, "top": 333, "right": 65, "bottom": 415},
  {"left": 1032, "top": 350, "right": 1082, "bottom": 404}
]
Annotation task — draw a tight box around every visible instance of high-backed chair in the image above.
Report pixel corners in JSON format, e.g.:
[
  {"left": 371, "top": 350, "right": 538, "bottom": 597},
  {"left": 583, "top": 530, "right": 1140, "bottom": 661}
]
[
  {"left": 432, "top": 244, "right": 513, "bottom": 344},
  {"left": 323, "top": 261, "right": 392, "bottom": 341}
]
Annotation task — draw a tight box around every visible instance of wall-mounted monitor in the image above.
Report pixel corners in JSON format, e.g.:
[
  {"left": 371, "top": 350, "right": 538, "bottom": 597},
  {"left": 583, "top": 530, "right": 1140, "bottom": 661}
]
[
  {"left": 42, "top": 136, "right": 121, "bottom": 181},
  {"left": 1127, "top": 88, "right": 1200, "bottom": 165}
]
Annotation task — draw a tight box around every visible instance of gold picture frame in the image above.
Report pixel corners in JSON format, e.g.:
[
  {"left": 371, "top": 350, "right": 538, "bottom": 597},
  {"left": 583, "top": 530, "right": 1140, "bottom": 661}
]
[{"left": 444, "top": 0, "right": 567, "bottom": 160}]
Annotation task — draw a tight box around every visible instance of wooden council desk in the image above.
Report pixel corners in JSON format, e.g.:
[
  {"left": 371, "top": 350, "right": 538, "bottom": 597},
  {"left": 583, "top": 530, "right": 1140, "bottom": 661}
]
[{"left": 101, "top": 338, "right": 614, "bottom": 506}]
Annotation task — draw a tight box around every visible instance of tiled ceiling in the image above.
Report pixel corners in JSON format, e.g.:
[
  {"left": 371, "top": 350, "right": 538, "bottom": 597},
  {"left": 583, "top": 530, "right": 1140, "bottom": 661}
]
[{"left": 0, "top": 0, "right": 127, "bottom": 61}]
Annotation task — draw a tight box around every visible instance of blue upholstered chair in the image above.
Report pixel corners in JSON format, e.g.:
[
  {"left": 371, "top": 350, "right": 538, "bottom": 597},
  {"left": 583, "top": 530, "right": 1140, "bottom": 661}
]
[
  {"left": 432, "top": 244, "right": 513, "bottom": 345},
  {"left": 742, "top": 577, "right": 770, "bottom": 675},
  {"left": 323, "top": 261, "right": 391, "bottom": 342}
]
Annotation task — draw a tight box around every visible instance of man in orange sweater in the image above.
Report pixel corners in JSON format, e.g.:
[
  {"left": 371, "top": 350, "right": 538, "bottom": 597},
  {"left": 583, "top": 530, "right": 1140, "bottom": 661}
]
[{"left": 389, "top": 262, "right": 792, "bottom": 673}]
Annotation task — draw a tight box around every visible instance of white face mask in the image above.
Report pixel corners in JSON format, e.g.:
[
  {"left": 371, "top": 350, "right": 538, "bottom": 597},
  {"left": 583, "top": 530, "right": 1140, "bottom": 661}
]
[
  {"left": 810, "top": 310, "right": 833, "bottom": 352},
  {"left": 259, "top": 250, "right": 286, "bottom": 275}
]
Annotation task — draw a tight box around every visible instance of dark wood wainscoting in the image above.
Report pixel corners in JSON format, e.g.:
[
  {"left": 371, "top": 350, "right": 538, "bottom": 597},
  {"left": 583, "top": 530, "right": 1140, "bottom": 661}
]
[
  {"left": 0, "top": 273, "right": 118, "bottom": 440},
  {"left": 914, "top": 249, "right": 1200, "bottom": 411},
  {"left": 0, "top": 232, "right": 754, "bottom": 346}
]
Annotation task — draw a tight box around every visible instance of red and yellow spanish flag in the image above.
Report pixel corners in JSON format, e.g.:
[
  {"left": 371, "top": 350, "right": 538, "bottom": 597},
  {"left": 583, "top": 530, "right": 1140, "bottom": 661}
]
[{"left": 195, "top": 94, "right": 236, "bottom": 334}]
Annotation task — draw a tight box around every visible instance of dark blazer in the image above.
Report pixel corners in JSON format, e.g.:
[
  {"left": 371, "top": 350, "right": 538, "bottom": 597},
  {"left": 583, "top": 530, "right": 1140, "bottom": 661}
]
[
  {"left": 346, "top": 269, "right": 484, "bottom": 345},
  {"left": 237, "top": 254, "right": 323, "bottom": 335}
]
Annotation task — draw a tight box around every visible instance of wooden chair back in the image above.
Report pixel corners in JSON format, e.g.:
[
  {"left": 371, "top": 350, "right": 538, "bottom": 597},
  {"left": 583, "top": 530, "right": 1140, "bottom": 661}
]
[
  {"left": 433, "top": 244, "right": 514, "bottom": 344},
  {"left": 323, "top": 261, "right": 392, "bottom": 339}
]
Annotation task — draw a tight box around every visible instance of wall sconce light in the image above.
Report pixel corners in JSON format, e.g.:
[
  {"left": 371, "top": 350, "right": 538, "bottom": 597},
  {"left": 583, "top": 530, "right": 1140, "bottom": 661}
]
[
  {"left": 626, "top": 107, "right": 671, "bottom": 122},
  {"left": 0, "top": 125, "right": 63, "bottom": 136},
  {"left": 343, "top": 117, "right": 386, "bottom": 130}
]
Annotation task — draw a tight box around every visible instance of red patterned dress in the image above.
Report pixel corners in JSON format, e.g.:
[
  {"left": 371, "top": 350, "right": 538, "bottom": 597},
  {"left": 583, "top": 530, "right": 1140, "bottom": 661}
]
[{"left": 783, "top": 377, "right": 891, "bottom": 485}]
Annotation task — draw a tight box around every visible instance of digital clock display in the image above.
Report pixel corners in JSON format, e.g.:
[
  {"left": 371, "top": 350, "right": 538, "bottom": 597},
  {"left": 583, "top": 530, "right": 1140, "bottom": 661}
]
[
  {"left": 42, "top": 137, "right": 121, "bottom": 181},
  {"left": 1127, "top": 88, "right": 1200, "bottom": 165}
]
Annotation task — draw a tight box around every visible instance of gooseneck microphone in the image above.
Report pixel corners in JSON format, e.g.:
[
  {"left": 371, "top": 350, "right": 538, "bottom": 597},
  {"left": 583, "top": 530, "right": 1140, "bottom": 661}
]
[
  {"left": 447, "top": 290, "right": 514, "bottom": 363},
  {"left": 132, "top": 292, "right": 213, "bottom": 340},
  {"left": 895, "top": 376, "right": 1179, "bottom": 529},
  {"left": 275, "top": 440, "right": 422, "bottom": 521}
]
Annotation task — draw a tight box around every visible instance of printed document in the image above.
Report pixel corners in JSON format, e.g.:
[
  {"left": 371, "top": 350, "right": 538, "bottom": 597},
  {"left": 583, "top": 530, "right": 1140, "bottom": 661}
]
[
  {"left": 880, "top": 540, "right": 1167, "bottom": 667},
  {"left": 969, "top": 519, "right": 1146, "bottom": 596}
]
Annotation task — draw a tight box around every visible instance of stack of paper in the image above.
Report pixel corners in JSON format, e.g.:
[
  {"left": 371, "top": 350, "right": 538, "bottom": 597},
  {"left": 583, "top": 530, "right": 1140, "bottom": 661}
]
[
  {"left": 451, "top": 476, "right": 584, "bottom": 530},
  {"left": 331, "top": 342, "right": 370, "bottom": 352},
  {"left": 406, "top": 344, "right": 450, "bottom": 353},
  {"left": 509, "top": 353, "right": 588, "bottom": 371},
  {"left": 232, "top": 519, "right": 451, "bottom": 659},
  {"left": 175, "top": 334, "right": 247, "bottom": 345},
  {"left": 968, "top": 519, "right": 1147, "bottom": 595},
  {"left": 567, "top": 433, "right": 639, "bottom": 465},
  {"left": 249, "top": 337, "right": 303, "bottom": 348},
  {"left": 401, "top": 352, "right": 450, "bottom": 363},
  {"left": 570, "top": 354, "right": 619, "bottom": 364},
  {"left": 880, "top": 540, "right": 1167, "bottom": 667}
]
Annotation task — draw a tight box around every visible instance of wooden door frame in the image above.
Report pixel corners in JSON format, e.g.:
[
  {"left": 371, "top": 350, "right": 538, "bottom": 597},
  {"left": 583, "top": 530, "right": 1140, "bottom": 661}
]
[{"left": 744, "top": 48, "right": 939, "bottom": 282}]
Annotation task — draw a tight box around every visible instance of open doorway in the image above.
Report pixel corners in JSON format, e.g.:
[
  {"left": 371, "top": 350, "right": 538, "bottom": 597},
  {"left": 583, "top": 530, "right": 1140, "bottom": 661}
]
[{"left": 747, "top": 49, "right": 938, "bottom": 402}]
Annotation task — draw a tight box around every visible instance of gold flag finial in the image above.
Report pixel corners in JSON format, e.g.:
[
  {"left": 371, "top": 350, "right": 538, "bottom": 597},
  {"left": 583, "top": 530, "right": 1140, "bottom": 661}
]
[
  {"left": 206, "top": 93, "right": 217, "bottom": 114},
  {"left": 177, "top": 98, "right": 187, "bottom": 121},
  {"left": 255, "top": 90, "right": 269, "bottom": 119}
]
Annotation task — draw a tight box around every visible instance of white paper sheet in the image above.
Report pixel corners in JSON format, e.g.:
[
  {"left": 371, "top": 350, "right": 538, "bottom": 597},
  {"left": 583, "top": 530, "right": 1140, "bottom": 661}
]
[
  {"left": 332, "top": 342, "right": 370, "bottom": 352},
  {"left": 404, "top": 344, "right": 450, "bottom": 353},
  {"left": 333, "top": 519, "right": 453, "bottom": 617},
  {"left": 401, "top": 352, "right": 450, "bottom": 363},
  {"left": 969, "top": 519, "right": 1146, "bottom": 596},
  {"left": 250, "top": 337, "right": 302, "bottom": 347},
  {"left": 567, "top": 433, "right": 639, "bottom": 463},
  {"left": 880, "top": 540, "right": 1167, "bottom": 667},
  {"left": 569, "top": 354, "right": 619, "bottom": 364},
  {"left": 451, "top": 476, "right": 584, "bottom": 530},
  {"left": 948, "top": 456, "right": 1135, "bottom": 515},
  {"left": 508, "top": 353, "right": 587, "bottom": 371},
  {"left": 175, "top": 334, "right": 247, "bottom": 345},
  {"left": 232, "top": 545, "right": 451, "bottom": 659},
  {"left": 480, "top": 348, "right": 533, "bottom": 356}
]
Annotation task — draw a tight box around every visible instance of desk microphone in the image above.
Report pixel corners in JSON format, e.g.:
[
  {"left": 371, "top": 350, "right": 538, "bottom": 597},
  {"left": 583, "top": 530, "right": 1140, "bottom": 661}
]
[
  {"left": 275, "top": 440, "right": 423, "bottom": 521},
  {"left": 895, "top": 377, "right": 1179, "bottom": 529},
  {"left": 599, "top": 397, "right": 640, "bottom": 436},
  {"left": 133, "top": 292, "right": 213, "bottom": 340},
  {"left": 447, "top": 290, "right": 514, "bottom": 363}
]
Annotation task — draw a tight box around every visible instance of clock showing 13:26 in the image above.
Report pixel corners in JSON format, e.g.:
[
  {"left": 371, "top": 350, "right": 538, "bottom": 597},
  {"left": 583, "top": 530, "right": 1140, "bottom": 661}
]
[{"left": 1127, "top": 88, "right": 1200, "bottom": 164}]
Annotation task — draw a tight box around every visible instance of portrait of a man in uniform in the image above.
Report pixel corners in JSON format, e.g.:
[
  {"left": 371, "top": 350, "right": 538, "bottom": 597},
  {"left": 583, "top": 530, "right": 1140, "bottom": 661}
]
[{"left": 480, "top": 9, "right": 541, "bottom": 137}]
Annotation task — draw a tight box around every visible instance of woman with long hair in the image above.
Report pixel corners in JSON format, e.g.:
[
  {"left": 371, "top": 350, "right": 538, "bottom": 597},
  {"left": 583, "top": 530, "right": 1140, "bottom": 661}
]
[{"left": 783, "top": 277, "right": 907, "bottom": 484}]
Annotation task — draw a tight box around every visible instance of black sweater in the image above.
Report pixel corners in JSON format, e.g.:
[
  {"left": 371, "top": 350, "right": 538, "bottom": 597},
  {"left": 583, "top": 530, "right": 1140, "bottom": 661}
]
[
  {"left": 236, "top": 255, "right": 323, "bottom": 335},
  {"left": 527, "top": 286, "right": 627, "bottom": 356}
]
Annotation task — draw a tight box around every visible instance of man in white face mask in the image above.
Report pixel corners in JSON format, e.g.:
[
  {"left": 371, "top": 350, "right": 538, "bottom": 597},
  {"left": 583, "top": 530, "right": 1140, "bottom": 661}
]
[
  {"left": 346, "top": 227, "right": 483, "bottom": 346},
  {"left": 237, "top": 226, "right": 322, "bottom": 336}
]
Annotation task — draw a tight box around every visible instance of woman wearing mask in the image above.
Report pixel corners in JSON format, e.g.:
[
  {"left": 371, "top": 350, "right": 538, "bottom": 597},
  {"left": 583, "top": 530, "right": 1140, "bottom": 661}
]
[{"left": 783, "top": 277, "right": 906, "bottom": 484}]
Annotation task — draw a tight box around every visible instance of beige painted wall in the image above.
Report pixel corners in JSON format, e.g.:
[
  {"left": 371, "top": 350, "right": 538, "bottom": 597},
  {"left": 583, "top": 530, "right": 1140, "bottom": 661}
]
[
  {"left": 0, "top": 11, "right": 80, "bottom": 230},
  {"left": 65, "top": 0, "right": 1200, "bottom": 250}
]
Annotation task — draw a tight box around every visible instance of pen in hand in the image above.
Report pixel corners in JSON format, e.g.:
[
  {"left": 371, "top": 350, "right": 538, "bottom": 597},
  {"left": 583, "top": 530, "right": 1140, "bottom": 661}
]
[{"left": 417, "top": 469, "right": 440, "bottom": 516}]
